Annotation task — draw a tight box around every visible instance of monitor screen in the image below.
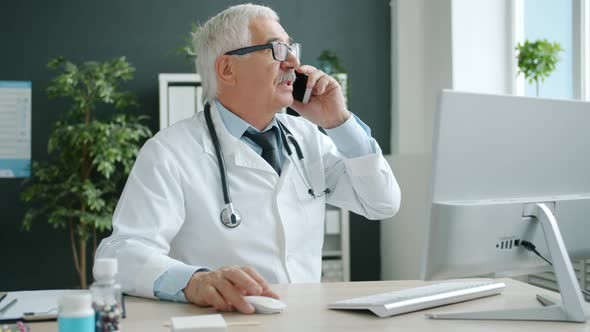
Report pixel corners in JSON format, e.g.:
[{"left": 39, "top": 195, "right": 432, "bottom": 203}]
[{"left": 421, "top": 90, "right": 590, "bottom": 280}]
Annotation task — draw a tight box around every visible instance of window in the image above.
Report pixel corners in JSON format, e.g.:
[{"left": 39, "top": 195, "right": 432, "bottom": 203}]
[{"left": 513, "top": 0, "right": 590, "bottom": 100}]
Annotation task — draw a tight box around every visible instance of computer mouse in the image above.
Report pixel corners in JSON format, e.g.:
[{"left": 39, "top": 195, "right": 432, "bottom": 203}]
[{"left": 243, "top": 296, "right": 286, "bottom": 314}]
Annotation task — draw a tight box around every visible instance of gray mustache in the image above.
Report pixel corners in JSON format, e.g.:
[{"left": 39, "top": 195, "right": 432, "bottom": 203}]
[{"left": 275, "top": 71, "right": 296, "bottom": 85}]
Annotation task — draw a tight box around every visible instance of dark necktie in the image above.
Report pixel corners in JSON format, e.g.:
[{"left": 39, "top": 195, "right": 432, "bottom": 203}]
[{"left": 243, "top": 127, "right": 281, "bottom": 175}]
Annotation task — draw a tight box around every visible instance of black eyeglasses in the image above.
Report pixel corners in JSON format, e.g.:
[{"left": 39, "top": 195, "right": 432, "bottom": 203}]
[{"left": 225, "top": 42, "right": 301, "bottom": 62}]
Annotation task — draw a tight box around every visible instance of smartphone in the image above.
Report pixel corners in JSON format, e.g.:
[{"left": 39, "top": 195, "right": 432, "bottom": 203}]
[{"left": 293, "top": 72, "right": 311, "bottom": 103}]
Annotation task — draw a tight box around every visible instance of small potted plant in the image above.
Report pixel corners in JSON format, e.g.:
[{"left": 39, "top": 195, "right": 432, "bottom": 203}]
[
  {"left": 174, "top": 22, "right": 201, "bottom": 72},
  {"left": 515, "top": 39, "right": 563, "bottom": 96},
  {"left": 317, "top": 50, "right": 349, "bottom": 105},
  {"left": 21, "top": 57, "right": 152, "bottom": 288}
]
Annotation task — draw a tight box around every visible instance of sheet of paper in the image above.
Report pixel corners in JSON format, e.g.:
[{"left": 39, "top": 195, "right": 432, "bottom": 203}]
[
  {"left": 0, "top": 290, "right": 70, "bottom": 322},
  {"left": 0, "top": 81, "right": 31, "bottom": 178}
]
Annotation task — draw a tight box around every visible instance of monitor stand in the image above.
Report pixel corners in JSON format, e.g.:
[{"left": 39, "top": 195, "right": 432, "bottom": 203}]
[{"left": 428, "top": 203, "right": 589, "bottom": 322}]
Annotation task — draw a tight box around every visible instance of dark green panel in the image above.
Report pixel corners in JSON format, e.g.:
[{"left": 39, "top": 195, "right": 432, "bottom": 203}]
[
  {"left": 0, "top": 0, "right": 390, "bottom": 289},
  {"left": 349, "top": 213, "right": 382, "bottom": 281}
]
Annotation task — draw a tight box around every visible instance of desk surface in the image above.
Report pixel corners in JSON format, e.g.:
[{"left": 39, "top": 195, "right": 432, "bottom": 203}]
[{"left": 27, "top": 278, "right": 590, "bottom": 331}]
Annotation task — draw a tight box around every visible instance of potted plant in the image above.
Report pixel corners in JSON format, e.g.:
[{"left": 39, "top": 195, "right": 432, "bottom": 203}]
[
  {"left": 21, "top": 57, "right": 152, "bottom": 288},
  {"left": 317, "top": 49, "right": 349, "bottom": 105},
  {"left": 174, "top": 22, "right": 201, "bottom": 72},
  {"left": 515, "top": 39, "right": 563, "bottom": 96}
]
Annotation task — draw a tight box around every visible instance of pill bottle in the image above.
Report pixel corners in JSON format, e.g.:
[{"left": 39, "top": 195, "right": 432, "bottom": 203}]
[
  {"left": 58, "top": 291, "right": 94, "bottom": 332},
  {"left": 90, "top": 258, "right": 123, "bottom": 332}
]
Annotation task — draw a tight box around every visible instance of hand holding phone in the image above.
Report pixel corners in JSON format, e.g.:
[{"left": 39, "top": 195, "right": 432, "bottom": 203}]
[{"left": 292, "top": 72, "right": 311, "bottom": 104}]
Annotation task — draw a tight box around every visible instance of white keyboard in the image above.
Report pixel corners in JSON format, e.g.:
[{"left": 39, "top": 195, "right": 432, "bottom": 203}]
[{"left": 328, "top": 280, "right": 506, "bottom": 318}]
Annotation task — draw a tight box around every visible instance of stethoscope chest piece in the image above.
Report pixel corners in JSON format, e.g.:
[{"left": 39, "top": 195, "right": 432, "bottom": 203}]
[{"left": 220, "top": 203, "right": 242, "bottom": 228}]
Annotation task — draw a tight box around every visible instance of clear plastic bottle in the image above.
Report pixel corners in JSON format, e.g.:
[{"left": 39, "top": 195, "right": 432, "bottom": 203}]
[
  {"left": 58, "top": 291, "right": 95, "bottom": 332},
  {"left": 90, "top": 258, "right": 122, "bottom": 332}
]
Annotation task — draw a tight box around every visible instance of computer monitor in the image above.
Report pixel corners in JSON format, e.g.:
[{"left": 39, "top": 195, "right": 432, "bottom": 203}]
[{"left": 420, "top": 90, "right": 590, "bottom": 321}]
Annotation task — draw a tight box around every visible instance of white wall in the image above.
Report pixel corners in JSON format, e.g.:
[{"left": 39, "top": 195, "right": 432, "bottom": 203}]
[
  {"left": 383, "top": 0, "right": 514, "bottom": 280},
  {"left": 390, "top": 0, "right": 425, "bottom": 155},
  {"left": 452, "top": 0, "right": 513, "bottom": 94},
  {"left": 384, "top": 0, "right": 452, "bottom": 280},
  {"left": 391, "top": 0, "right": 452, "bottom": 155},
  {"left": 382, "top": 153, "right": 432, "bottom": 279}
]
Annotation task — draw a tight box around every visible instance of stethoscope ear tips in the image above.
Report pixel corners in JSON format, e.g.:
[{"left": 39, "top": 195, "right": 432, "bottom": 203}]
[{"left": 307, "top": 188, "right": 331, "bottom": 199}]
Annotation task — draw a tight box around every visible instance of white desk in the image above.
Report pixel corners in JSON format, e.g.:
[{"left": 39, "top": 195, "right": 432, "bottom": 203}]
[{"left": 28, "top": 278, "right": 590, "bottom": 331}]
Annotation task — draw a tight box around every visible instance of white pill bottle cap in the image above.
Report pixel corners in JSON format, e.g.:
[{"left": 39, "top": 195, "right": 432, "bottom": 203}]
[
  {"left": 93, "top": 258, "right": 118, "bottom": 280},
  {"left": 59, "top": 291, "right": 93, "bottom": 317}
]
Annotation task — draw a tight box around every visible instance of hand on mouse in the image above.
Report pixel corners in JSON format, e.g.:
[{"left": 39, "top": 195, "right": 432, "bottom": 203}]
[{"left": 183, "top": 265, "right": 280, "bottom": 314}]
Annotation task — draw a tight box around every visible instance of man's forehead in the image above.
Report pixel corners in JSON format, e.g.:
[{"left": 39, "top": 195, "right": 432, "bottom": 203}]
[{"left": 249, "top": 17, "right": 292, "bottom": 44}]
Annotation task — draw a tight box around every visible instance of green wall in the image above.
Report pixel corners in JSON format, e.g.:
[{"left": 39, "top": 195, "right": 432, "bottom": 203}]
[{"left": 0, "top": 0, "right": 391, "bottom": 290}]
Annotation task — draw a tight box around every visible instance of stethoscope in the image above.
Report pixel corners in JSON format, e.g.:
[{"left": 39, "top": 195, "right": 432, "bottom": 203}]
[{"left": 204, "top": 102, "right": 331, "bottom": 228}]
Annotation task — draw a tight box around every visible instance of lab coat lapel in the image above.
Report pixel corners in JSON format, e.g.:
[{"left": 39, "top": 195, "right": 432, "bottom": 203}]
[
  {"left": 200, "top": 103, "right": 280, "bottom": 175},
  {"left": 277, "top": 117, "right": 306, "bottom": 167},
  {"left": 274, "top": 118, "right": 306, "bottom": 197}
]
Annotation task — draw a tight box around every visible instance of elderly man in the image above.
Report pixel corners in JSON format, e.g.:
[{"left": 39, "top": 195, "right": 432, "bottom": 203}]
[{"left": 96, "top": 4, "right": 400, "bottom": 314}]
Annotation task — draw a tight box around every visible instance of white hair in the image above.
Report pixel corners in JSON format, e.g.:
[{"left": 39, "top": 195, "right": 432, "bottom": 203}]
[{"left": 193, "top": 4, "right": 279, "bottom": 103}]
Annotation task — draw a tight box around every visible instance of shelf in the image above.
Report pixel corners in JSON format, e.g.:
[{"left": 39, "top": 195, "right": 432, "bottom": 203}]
[{"left": 322, "top": 250, "right": 343, "bottom": 258}]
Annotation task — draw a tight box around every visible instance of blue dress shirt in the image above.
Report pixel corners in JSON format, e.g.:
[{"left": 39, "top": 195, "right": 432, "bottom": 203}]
[{"left": 154, "top": 99, "right": 375, "bottom": 302}]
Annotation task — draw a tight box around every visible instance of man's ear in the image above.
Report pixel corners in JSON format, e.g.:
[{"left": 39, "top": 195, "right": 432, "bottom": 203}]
[{"left": 215, "top": 55, "right": 236, "bottom": 86}]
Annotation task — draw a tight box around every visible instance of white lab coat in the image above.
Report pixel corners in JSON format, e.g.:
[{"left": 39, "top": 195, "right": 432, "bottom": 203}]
[{"left": 96, "top": 103, "right": 400, "bottom": 298}]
